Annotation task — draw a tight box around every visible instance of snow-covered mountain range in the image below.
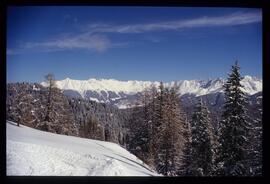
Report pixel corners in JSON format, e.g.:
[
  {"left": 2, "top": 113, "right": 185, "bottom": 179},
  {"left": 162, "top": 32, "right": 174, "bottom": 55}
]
[{"left": 41, "top": 76, "right": 262, "bottom": 109}]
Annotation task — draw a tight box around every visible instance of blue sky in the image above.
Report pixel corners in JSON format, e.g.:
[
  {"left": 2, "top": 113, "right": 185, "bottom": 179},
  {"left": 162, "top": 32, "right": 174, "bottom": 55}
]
[{"left": 7, "top": 6, "right": 262, "bottom": 83}]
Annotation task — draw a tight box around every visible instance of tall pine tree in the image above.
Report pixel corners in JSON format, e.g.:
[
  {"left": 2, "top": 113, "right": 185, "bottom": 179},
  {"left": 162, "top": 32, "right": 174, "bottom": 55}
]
[
  {"left": 167, "top": 84, "right": 186, "bottom": 176},
  {"left": 189, "top": 99, "right": 214, "bottom": 176},
  {"left": 216, "top": 61, "right": 250, "bottom": 176},
  {"left": 247, "top": 98, "right": 262, "bottom": 176},
  {"left": 155, "top": 82, "right": 186, "bottom": 176},
  {"left": 178, "top": 117, "right": 193, "bottom": 176},
  {"left": 44, "top": 73, "right": 57, "bottom": 122}
]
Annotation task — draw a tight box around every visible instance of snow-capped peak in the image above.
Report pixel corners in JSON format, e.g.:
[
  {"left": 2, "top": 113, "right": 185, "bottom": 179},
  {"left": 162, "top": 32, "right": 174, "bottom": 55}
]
[
  {"left": 54, "top": 78, "right": 157, "bottom": 95},
  {"left": 241, "top": 75, "right": 262, "bottom": 95},
  {"left": 41, "top": 76, "right": 262, "bottom": 107}
]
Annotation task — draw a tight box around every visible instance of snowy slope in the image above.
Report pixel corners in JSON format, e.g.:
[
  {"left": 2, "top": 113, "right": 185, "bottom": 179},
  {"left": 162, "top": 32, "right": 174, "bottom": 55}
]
[{"left": 6, "top": 121, "right": 159, "bottom": 176}]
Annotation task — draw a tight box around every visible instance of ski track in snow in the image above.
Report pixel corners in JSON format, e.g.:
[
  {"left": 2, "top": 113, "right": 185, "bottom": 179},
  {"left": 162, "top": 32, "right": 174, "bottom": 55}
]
[{"left": 6, "top": 121, "right": 158, "bottom": 176}]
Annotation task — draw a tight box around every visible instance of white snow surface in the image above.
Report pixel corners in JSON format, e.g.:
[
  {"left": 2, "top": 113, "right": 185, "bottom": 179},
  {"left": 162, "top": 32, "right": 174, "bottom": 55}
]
[
  {"left": 6, "top": 121, "right": 159, "bottom": 176},
  {"left": 41, "top": 75, "right": 262, "bottom": 97}
]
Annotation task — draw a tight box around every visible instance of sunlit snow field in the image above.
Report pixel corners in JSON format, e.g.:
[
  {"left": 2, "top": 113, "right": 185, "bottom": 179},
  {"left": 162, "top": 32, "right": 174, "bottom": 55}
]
[{"left": 6, "top": 121, "right": 159, "bottom": 176}]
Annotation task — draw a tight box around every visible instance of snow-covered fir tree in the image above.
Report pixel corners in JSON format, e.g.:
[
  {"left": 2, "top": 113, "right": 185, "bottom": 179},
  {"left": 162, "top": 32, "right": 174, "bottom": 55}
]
[
  {"left": 188, "top": 99, "right": 214, "bottom": 176},
  {"left": 178, "top": 117, "right": 193, "bottom": 176},
  {"left": 216, "top": 61, "right": 250, "bottom": 176},
  {"left": 247, "top": 97, "right": 262, "bottom": 176}
]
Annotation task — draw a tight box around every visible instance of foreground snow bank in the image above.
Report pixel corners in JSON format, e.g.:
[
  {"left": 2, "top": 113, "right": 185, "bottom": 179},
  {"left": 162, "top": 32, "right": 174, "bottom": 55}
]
[{"left": 6, "top": 121, "right": 159, "bottom": 176}]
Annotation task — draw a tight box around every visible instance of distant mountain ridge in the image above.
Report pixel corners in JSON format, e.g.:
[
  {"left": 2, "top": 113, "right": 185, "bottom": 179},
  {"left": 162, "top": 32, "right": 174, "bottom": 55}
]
[{"left": 41, "top": 76, "right": 262, "bottom": 109}]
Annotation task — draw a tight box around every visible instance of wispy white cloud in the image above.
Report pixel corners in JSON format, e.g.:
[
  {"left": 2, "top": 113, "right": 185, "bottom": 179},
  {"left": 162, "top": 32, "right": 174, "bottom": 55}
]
[
  {"left": 7, "top": 34, "right": 115, "bottom": 55},
  {"left": 7, "top": 11, "right": 261, "bottom": 55},
  {"left": 21, "top": 34, "right": 112, "bottom": 53},
  {"left": 85, "top": 12, "right": 261, "bottom": 34},
  {"left": 7, "top": 33, "right": 130, "bottom": 55}
]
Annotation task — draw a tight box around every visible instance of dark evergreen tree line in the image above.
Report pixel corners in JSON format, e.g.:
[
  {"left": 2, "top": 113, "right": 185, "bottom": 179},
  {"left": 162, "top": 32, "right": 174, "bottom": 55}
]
[
  {"left": 127, "top": 61, "right": 262, "bottom": 176},
  {"left": 180, "top": 99, "right": 215, "bottom": 176}
]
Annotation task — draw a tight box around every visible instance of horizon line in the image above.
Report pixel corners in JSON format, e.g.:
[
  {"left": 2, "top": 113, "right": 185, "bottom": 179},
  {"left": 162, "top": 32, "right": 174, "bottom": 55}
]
[{"left": 7, "top": 74, "right": 262, "bottom": 84}]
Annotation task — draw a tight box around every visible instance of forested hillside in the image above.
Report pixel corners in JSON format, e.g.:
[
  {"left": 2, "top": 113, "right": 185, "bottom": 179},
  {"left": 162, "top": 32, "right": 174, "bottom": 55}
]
[
  {"left": 6, "top": 63, "right": 262, "bottom": 176},
  {"left": 6, "top": 82, "right": 130, "bottom": 146}
]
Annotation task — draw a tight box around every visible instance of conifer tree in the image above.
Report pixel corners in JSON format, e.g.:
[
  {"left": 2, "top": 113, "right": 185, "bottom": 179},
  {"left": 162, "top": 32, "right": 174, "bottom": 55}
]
[
  {"left": 44, "top": 74, "right": 57, "bottom": 122},
  {"left": 178, "top": 117, "right": 193, "bottom": 176},
  {"left": 153, "top": 82, "right": 167, "bottom": 173},
  {"left": 128, "top": 102, "right": 150, "bottom": 163},
  {"left": 216, "top": 61, "right": 250, "bottom": 176},
  {"left": 155, "top": 83, "right": 186, "bottom": 176},
  {"left": 247, "top": 100, "right": 262, "bottom": 175},
  {"left": 188, "top": 99, "right": 214, "bottom": 176},
  {"left": 147, "top": 84, "right": 159, "bottom": 167},
  {"left": 167, "top": 84, "right": 186, "bottom": 175}
]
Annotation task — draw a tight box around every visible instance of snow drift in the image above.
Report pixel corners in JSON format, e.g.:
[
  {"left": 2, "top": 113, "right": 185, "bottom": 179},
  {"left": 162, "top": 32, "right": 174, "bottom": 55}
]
[{"left": 6, "top": 121, "right": 159, "bottom": 176}]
